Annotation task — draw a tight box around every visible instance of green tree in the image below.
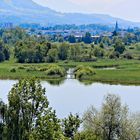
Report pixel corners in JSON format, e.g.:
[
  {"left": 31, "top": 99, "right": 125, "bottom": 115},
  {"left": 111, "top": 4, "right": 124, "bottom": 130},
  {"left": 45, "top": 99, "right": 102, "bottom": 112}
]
[
  {"left": 4, "top": 79, "right": 63, "bottom": 140},
  {"left": 93, "top": 46, "right": 104, "bottom": 58},
  {"left": 0, "top": 100, "right": 7, "bottom": 140},
  {"left": 58, "top": 43, "right": 69, "bottom": 60},
  {"left": 62, "top": 113, "right": 81, "bottom": 139},
  {"left": 47, "top": 48, "right": 58, "bottom": 62},
  {"left": 3, "top": 47, "right": 10, "bottom": 60},
  {"left": 83, "top": 32, "right": 92, "bottom": 44},
  {"left": 0, "top": 52, "right": 5, "bottom": 62},
  {"left": 68, "top": 44, "right": 81, "bottom": 61},
  {"left": 114, "top": 40, "right": 125, "bottom": 54},
  {"left": 83, "top": 94, "right": 139, "bottom": 140},
  {"left": 99, "top": 42, "right": 104, "bottom": 48},
  {"left": 68, "top": 35, "right": 76, "bottom": 43}
]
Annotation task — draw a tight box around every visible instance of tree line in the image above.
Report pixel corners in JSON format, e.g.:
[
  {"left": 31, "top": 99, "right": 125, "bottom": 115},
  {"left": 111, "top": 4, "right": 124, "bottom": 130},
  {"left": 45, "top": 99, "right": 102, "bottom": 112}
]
[
  {"left": 14, "top": 36, "right": 127, "bottom": 63},
  {"left": 0, "top": 28, "right": 140, "bottom": 63},
  {"left": 0, "top": 79, "right": 140, "bottom": 140}
]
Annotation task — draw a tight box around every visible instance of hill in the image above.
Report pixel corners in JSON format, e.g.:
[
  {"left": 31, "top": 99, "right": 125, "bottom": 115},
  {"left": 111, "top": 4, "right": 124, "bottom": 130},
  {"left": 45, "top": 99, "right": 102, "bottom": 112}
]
[{"left": 0, "top": 0, "right": 139, "bottom": 27}]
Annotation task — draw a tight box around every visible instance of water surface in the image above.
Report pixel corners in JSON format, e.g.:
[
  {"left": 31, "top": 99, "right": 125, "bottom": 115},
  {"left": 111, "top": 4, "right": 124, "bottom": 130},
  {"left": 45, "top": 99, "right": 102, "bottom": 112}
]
[{"left": 0, "top": 79, "right": 140, "bottom": 118}]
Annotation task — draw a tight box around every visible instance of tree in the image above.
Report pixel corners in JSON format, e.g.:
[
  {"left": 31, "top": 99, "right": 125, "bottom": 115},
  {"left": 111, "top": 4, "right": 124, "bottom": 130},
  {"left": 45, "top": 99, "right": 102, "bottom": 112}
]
[
  {"left": 3, "top": 79, "right": 63, "bottom": 140},
  {"left": 47, "top": 48, "right": 58, "bottom": 62},
  {"left": 93, "top": 46, "right": 104, "bottom": 58},
  {"left": 83, "top": 32, "right": 92, "bottom": 44},
  {"left": 83, "top": 94, "right": 139, "bottom": 140},
  {"left": 114, "top": 40, "right": 125, "bottom": 54},
  {"left": 58, "top": 43, "right": 69, "bottom": 60},
  {"left": 62, "top": 113, "right": 81, "bottom": 139},
  {"left": 0, "top": 100, "right": 7, "bottom": 140},
  {"left": 0, "top": 40, "right": 10, "bottom": 62},
  {"left": 68, "top": 44, "right": 81, "bottom": 61},
  {"left": 3, "top": 47, "right": 10, "bottom": 60},
  {"left": 0, "top": 52, "right": 5, "bottom": 62},
  {"left": 99, "top": 42, "right": 104, "bottom": 48},
  {"left": 68, "top": 35, "right": 76, "bottom": 43},
  {"left": 30, "top": 110, "right": 64, "bottom": 140}
]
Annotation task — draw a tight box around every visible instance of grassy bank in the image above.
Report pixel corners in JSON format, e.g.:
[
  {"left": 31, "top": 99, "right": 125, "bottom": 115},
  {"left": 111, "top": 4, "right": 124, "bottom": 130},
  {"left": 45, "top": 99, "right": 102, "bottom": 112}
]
[
  {"left": 0, "top": 61, "right": 65, "bottom": 80},
  {"left": 79, "top": 69, "right": 140, "bottom": 85},
  {"left": 0, "top": 59, "right": 140, "bottom": 85}
]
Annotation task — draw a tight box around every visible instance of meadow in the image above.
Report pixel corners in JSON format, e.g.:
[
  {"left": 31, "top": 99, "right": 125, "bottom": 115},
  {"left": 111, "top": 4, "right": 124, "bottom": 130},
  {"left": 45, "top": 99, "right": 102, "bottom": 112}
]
[{"left": 0, "top": 59, "right": 140, "bottom": 85}]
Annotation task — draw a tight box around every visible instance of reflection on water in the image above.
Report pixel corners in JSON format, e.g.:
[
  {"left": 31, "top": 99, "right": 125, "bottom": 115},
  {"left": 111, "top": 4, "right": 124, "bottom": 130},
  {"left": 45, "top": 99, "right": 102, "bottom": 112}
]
[
  {"left": 0, "top": 79, "right": 140, "bottom": 118},
  {"left": 46, "top": 78, "right": 65, "bottom": 86}
]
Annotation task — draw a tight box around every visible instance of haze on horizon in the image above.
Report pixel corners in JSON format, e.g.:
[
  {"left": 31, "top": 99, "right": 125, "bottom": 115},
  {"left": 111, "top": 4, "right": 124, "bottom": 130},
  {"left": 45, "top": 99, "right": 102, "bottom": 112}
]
[{"left": 33, "top": 0, "right": 140, "bottom": 22}]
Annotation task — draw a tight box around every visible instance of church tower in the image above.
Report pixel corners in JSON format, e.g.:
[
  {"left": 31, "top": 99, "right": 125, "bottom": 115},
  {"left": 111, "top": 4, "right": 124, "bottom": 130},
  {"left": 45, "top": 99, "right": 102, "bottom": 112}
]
[
  {"left": 112, "top": 21, "right": 119, "bottom": 36},
  {"left": 115, "top": 21, "right": 119, "bottom": 32}
]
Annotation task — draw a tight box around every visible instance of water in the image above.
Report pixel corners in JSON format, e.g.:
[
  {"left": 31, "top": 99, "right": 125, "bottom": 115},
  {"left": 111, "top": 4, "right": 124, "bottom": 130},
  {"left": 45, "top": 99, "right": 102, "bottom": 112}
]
[{"left": 0, "top": 79, "right": 140, "bottom": 118}]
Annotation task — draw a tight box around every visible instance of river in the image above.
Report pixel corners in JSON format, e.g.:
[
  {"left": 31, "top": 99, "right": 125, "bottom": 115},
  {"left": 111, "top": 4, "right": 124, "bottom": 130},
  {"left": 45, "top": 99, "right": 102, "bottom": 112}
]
[{"left": 0, "top": 79, "right": 140, "bottom": 118}]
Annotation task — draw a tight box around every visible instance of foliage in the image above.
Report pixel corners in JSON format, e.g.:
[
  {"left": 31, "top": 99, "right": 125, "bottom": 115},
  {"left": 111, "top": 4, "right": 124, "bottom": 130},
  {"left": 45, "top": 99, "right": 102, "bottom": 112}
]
[
  {"left": 74, "top": 65, "right": 96, "bottom": 79},
  {"left": 0, "top": 79, "right": 64, "bottom": 140},
  {"left": 0, "top": 27, "right": 140, "bottom": 64},
  {"left": 10, "top": 68, "right": 16, "bottom": 73},
  {"left": 0, "top": 40, "right": 10, "bottom": 62},
  {"left": 45, "top": 64, "right": 66, "bottom": 77},
  {"left": 58, "top": 43, "right": 69, "bottom": 60},
  {"left": 0, "top": 80, "right": 140, "bottom": 140},
  {"left": 62, "top": 113, "right": 81, "bottom": 139},
  {"left": 114, "top": 39, "right": 125, "bottom": 54},
  {"left": 82, "top": 94, "right": 140, "bottom": 140},
  {"left": 82, "top": 32, "right": 92, "bottom": 44},
  {"left": 47, "top": 48, "right": 58, "bottom": 63},
  {"left": 93, "top": 46, "right": 104, "bottom": 58}
]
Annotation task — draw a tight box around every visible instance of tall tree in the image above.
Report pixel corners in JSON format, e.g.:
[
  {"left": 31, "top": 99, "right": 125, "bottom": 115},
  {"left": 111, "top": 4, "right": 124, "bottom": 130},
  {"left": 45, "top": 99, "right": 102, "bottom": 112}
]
[
  {"left": 4, "top": 79, "right": 62, "bottom": 140},
  {"left": 83, "top": 94, "right": 139, "bottom": 140}
]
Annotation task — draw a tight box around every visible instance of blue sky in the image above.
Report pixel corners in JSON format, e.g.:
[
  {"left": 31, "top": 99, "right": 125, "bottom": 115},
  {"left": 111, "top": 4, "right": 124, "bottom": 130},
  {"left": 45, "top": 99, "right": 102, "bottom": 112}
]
[{"left": 33, "top": 0, "right": 140, "bottom": 22}]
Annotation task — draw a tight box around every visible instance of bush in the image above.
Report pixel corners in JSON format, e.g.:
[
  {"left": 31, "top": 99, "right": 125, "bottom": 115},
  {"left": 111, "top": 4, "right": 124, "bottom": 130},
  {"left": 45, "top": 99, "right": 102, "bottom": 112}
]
[
  {"left": 39, "top": 67, "right": 48, "bottom": 72},
  {"left": 129, "top": 46, "right": 134, "bottom": 49},
  {"left": 93, "top": 46, "right": 104, "bottom": 58},
  {"left": 26, "top": 67, "right": 36, "bottom": 72},
  {"left": 74, "top": 65, "right": 96, "bottom": 79},
  {"left": 18, "top": 66, "right": 26, "bottom": 70},
  {"left": 10, "top": 68, "right": 16, "bottom": 73},
  {"left": 123, "top": 53, "right": 133, "bottom": 59},
  {"left": 135, "top": 43, "right": 140, "bottom": 51},
  {"left": 0, "top": 52, "right": 5, "bottom": 62},
  {"left": 109, "top": 51, "right": 120, "bottom": 59},
  {"left": 46, "top": 65, "right": 66, "bottom": 77}
]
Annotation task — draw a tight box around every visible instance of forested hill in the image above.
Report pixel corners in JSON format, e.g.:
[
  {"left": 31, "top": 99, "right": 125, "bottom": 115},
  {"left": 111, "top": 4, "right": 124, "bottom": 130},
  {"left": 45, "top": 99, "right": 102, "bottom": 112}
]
[{"left": 0, "top": 0, "right": 140, "bottom": 27}]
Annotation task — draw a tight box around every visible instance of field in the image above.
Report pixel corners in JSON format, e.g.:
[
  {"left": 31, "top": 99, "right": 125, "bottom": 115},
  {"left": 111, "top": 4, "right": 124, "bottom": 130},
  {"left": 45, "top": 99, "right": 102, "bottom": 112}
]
[{"left": 0, "top": 59, "right": 140, "bottom": 85}]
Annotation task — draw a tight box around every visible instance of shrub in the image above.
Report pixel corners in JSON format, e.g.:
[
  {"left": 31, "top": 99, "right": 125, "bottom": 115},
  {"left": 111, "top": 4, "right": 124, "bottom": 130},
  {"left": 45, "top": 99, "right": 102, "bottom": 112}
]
[
  {"left": 0, "top": 52, "right": 5, "bottom": 62},
  {"left": 129, "top": 46, "right": 134, "bottom": 49},
  {"left": 46, "top": 65, "right": 66, "bottom": 77},
  {"left": 74, "top": 65, "right": 96, "bottom": 79},
  {"left": 39, "top": 67, "right": 48, "bottom": 72},
  {"left": 109, "top": 51, "right": 120, "bottom": 59},
  {"left": 123, "top": 53, "right": 133, "bottom": 59},
  {"left": 18, "top": 66, "right": 26, "bottom": 70},
  {"left": 26, "top": 67, "right": 36, "bottom": 72},
  {"left": 135, "top": 43, "right": 140, "bottom": 51},
  {"left": 93, "top": 46, "right": 104, "bottom": 58},
  {"left": 10, "top": 68, "right": 16, "bottom": 73}
]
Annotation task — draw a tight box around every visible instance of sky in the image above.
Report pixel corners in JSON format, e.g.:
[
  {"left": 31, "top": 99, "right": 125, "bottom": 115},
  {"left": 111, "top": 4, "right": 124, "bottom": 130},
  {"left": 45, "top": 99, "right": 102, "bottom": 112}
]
[{"left": 33, "top": 0, "right": 140, "bottom": 22}]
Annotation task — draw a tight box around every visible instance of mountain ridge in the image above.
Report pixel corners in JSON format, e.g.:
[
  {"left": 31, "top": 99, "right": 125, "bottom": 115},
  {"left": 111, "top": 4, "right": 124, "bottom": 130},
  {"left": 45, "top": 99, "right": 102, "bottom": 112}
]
[{"left": 0, "top": 0, "right": 139, "bottom": 27}]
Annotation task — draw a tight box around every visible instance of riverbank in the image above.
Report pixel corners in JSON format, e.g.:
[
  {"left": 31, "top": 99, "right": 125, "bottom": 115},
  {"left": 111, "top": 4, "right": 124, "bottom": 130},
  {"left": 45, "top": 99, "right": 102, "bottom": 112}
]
[{"left": 0, "top": 59, "right": 140, "bottom": 85}]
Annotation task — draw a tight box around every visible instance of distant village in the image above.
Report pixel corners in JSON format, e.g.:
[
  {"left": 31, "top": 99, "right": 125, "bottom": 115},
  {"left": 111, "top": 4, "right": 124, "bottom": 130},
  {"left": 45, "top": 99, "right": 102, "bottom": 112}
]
[
  {"left": 25, "top": 22, "right": 137, "bottom": 41},
  {"left": 0, "top": 22, "right": 138, "bottom": 42}
]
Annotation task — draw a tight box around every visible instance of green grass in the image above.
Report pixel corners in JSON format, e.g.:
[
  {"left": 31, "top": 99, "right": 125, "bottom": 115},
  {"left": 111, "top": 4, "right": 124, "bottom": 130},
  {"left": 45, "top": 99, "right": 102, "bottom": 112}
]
[
  {"left": 84, "top": 69, "right": 140, "bottom": 85},
  {"left": 0, "top": 60, "right": 65, "bottom": 80},
  {"left": 0, "top": 59, "right": 140, "bottom": 85}
]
